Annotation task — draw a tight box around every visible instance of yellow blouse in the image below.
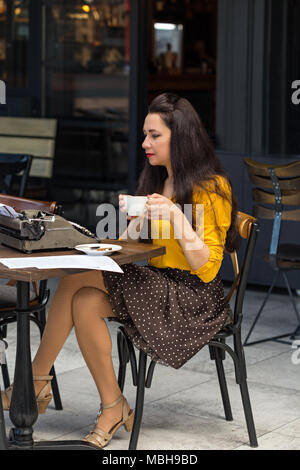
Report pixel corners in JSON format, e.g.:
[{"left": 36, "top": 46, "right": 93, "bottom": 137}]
[{"left": 148, "top": 176, "right": 232, "bottom": 283}]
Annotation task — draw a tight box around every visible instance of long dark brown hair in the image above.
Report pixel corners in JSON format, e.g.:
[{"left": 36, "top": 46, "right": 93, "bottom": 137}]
[{"left": 135, "top": 93, "right": 239, "bottom": 252}]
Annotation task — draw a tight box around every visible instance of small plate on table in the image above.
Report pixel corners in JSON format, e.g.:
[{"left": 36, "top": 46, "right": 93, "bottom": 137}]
[{"left": 75, "top": 243, "right": 122, "bottom": 256}]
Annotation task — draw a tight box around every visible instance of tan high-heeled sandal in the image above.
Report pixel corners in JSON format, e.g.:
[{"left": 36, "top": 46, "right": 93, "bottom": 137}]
[
  {"left": 83, "top": 394, "right": 134, "bottom": 449},
  {"left": 1, "top": 375, "right": 53, "bottom": 414}
]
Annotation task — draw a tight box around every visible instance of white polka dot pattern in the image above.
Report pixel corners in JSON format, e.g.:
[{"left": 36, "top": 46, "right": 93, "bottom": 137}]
[{"left": 103, "top": 265, "right": 231, "bottom": 369}]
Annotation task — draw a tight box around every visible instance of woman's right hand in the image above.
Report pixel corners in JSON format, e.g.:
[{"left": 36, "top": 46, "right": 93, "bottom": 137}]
[{"left": 119, "top": 194, "right": 139, "bottom": 221}]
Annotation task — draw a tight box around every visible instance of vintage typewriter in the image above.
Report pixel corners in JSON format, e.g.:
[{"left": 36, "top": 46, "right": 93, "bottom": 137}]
[{"left": 0, "top": 205, "right": 100, "bottom": 253}]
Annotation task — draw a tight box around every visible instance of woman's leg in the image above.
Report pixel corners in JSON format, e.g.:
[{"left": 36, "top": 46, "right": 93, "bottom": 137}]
[
  {"left": 71, "top": 286, "right": 127, "bottom": 433},
  {"left": 32, "top": 270, "right": 127, "bottom": 432},
  {"left": 32, "top": 270, "right": 109, "bottom": 393}
]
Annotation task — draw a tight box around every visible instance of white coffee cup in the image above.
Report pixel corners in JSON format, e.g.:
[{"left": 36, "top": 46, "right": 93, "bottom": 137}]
[{"left": 122, "top": 196, "right": 148, "bottom": 216}]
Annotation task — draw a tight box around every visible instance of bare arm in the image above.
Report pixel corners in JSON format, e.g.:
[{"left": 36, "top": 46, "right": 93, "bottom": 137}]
[
  {"left": 171, "top": 206, "right": 210, "bottom": 271},
  {"left": 146, "top": 193, "right": 210, "bottom": 271}
]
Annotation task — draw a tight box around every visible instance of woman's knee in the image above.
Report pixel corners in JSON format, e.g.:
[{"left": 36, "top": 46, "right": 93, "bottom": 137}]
[
  {"left": 59, "top": 271, "right": 108, "bottom": 295},
  {"left": 72, "top": 287, "right": 109, "bottom": 323}
]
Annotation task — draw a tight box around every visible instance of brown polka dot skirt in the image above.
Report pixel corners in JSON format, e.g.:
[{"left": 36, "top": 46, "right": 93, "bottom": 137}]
[{"left": 102, "top": 264, "right": 231, "bottom": 370}]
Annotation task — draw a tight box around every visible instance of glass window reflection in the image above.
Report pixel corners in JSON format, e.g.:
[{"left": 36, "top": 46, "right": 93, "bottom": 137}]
[
  {"left": 46, "top": 0, "right": 130, "bottom": 189},
  {"left": 1, "top": 0, "right": 29, "bottom": 88}
]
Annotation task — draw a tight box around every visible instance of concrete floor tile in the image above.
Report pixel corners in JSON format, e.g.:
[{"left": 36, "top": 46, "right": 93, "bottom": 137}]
[
  {"left": 143, "top": 377, "right": 300, "bottom": 434},
  {"left": 3, "top": 391, "right": 97, "bottom": 442},
  {"left": 271, "top": 418, "right": 300, "bottom": 439},
  {"left": 236, "top": 430, "right": 300, "bottom": 450},
  {"left": 241, "top": 323, "right": 299, "bottom": 346},
  {"left": 227, "top": 351, "right": 300, "bottom": 392},
  {"left": 49, "top": 357, "right": 214, "bottom": 407},
  {"left": 104, "top": 410, "right": 256, "bottom": 450},
  {"left": 240, "top": 291, "right": 300, "bottom": 342},
  {"left": 52, "top": 424, "right": 132, "bottom": 450},
  {"left": 2, "top": 284, "right": 300, "bottom": 450},
  {"left": 126, "top": 406, "right": 252, "bottom": 450},
  {"left": 181, "top": 341, "right": 289, "bottom": 378}
]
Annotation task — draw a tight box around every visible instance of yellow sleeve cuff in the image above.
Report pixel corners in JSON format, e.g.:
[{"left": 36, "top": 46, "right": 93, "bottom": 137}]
[{"left": 190, "top": 247, "right": 224, "bottom": 283}]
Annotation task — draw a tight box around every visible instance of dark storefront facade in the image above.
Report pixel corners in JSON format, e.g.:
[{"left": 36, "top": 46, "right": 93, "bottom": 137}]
[
  {"left": 215, "top": 0, "right": 300, "bottom": 288},
  {"left": 0, "top": 0, "right": 137, "bottom": 201},
  {"left": 0, "top": 0, "right": 299, "bottom": 287}
]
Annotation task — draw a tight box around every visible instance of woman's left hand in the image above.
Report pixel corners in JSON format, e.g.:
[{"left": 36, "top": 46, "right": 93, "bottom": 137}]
[{"left": 146, "top": 193, "right": 179, "bottom": 222}]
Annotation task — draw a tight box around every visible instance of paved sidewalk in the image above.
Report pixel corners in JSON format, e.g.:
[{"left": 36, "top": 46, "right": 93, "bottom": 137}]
[{"left": 2, "top": 278, "right": 300, "bottom": 450}]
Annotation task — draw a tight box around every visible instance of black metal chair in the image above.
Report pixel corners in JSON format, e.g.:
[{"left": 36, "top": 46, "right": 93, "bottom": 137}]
[
  {"left": 0, "top": 153, "right": 32, "bottom": 198},
  {"left": 0, "top": 194, "right": 63, "bottom": 411},
  {"left": 116, "top": 211, "right": 260, "bottom": 450},
  {"left": 0, "top": 338, "right": 8, "bottom": 450},
  {"left": 243, "top": 158, "right": 300, "bottom": 346}
]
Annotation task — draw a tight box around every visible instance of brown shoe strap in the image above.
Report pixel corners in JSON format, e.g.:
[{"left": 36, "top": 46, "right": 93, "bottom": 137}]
[
  {"left": 91, "top": 427, "right": 110, "bottom": 441},
  {"left": 33, "top": 375, "right": 53, "bottom": 381},
  {"left": 101, "top": 394, "right": 123, "bottom": 411},
  {"left": 1, "top": 386, "right": 13, "bottom": 408},
  {"left": 99, "top": 395, "right": 131, "bottom": 425},
  {"left": 84, "top": 427, "right": 110, "bottom": 448}
]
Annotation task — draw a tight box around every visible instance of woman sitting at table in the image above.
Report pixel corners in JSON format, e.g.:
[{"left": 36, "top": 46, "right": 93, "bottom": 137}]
[{"left": 2, "top": 93, "right": 238, "bottom": 449}]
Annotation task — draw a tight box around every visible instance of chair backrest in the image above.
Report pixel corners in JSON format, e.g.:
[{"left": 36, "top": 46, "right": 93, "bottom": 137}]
[
  {"left": 0, "top": 193, "right": 61, "bottom": 215},
  {"left": 244, "top": 158, "right": 300, "bottom": 220},
  {"left": 225, "top": 211, "right": 259, "bottom": 325},
  {"left": 244, "top": 158, "right": 300, "bottom": 265},
  {"left": 0, "top": 154, "right": 32, "bottom": 197},
  {"left": 0, "top": 117, "right": 57, "bottom": 179}
]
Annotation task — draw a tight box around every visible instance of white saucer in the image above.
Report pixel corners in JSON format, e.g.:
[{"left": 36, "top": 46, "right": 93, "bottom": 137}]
[{"left": 75, "top": 243, "right": 122, "bottom": 256}]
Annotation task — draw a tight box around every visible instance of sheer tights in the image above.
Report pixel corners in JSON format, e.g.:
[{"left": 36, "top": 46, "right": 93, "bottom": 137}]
[{"left": 32, "top": 270, "right": 127, "bottom": 432}]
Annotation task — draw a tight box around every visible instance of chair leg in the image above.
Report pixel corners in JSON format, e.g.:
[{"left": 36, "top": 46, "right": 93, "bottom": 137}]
[
  {"left": 281, "top": 272, "right": 300, "bottom": 336},
  {"left": 243, "top": 270, "right": 279, "bottom": 346},
  {"left": 245, "top": 269, "right": 300, "bottom": 346},
  {"left": 211, "top": 345, "right": 233, "bottom": 421},
  {"left": 292, "top": 323, "right": 300, "bottom": 338},
  {"left": 117, "top": 327, "right": 138, "bottom": 387},
  {"left": 1, "top": 362, "right": 10, "bottom": 390},
  {"left": 48, "top": 365, "right": 63, "bottom": 410},
  {"left": 0, "top": 327, "right": 10, "bottom": 389},
  {"left": 235, "top": 332, "right": 258, "bottom": 447},
  {"left": 128, "top": 350, "right": 147, "bottom": 451},
  {"left": 117, "top": 330, "right": 129, "bottom": 392},
  {"left": 239, "top": 380, "right": 258, "bottom": 447},
  {"left": 0, "top": 326, "right": 7, "bottom": 339}
]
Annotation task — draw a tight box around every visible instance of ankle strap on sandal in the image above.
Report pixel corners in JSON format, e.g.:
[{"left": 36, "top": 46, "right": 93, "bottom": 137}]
[
  {"left": 33, "top": 375, "right": 53, "bottom": 381},
  {"left": 101, "top": 394, "right": 123, "bottom": 411}
]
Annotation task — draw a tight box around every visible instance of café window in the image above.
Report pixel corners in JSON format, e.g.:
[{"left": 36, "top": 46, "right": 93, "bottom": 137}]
[
  {"left": 0, "top": 0, "right": 29, "bottom": 89},
  {"left": 154, "top": 22, "right": 183, "bottom": 74},
  {"left": 148, "top": 0, "right": 217, "bottom": 135},
  {"left": 45, "top": 0, "right": 130, "bottom": 190}
]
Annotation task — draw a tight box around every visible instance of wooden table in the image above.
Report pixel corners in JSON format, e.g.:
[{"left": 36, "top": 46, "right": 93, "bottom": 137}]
[{"left": 0, "top": 240, "right": 165, "bottom": 450}]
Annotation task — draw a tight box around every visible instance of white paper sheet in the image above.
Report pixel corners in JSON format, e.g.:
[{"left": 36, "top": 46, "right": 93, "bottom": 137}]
[{"left": 0, "top": 255, "right": 123, "bottom": 273}]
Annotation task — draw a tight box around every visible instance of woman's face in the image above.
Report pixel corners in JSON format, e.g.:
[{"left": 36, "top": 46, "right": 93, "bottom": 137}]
[{"left": 142, "top": 113, "right": 171, "bottom": 169}]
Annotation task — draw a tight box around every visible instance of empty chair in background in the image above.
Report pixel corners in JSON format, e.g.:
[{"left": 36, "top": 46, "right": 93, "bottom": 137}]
[{"left": 243, "top": 158, "right": 300, "bottom": 346}]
